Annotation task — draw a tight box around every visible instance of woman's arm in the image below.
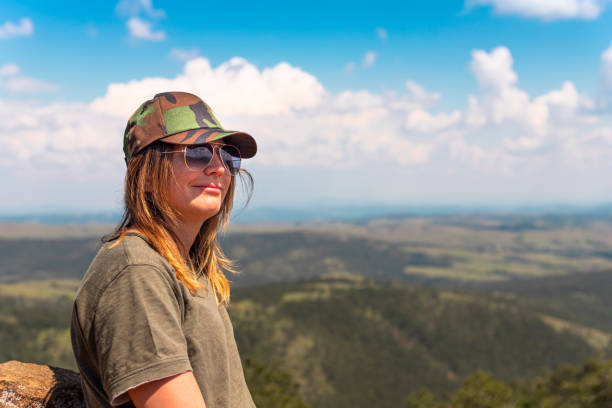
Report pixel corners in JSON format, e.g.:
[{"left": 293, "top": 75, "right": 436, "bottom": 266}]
[{"left": 128, "top": 371, "right": 207, "bottom": 408}]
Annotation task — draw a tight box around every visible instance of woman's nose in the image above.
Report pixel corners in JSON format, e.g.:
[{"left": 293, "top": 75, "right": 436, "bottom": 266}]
[{"left": 204, "top": 148, "right": 226, "bottom": 175}]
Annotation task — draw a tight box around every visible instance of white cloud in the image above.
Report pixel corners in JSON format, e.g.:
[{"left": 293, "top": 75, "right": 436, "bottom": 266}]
[
  {"left": 333, "top": 90, "right": 384, "bottom": 110},
  {"left": 116, "top": 0, "right": 166, "bottom": 19},
  {"left": 0, "top": 64, "right": 57, "bottom": 93},
  {"left": 586, "top": 126, "right": 612, "bottom": 144},
  {"left": 0, "top": 64, "right": 20, "bottom": 76},
  {"left": 2, "top": 50, "right": 611, "bottom": 208},
  {"left": 126, "top": 17, "right": 165, "bottom": 41},
  {"left": 3, "top": 76, "right": 57, "bottom": 93},
  {"left": 403, "top": 80, "right": 441, "bottom": 109},
  {"left": 404, "top": 109, "right": 462, "bottom": 133},
  {"left": 533, "top": 81, "right": 597, "bottom": 125},
  {"left": 87, "top": 57, "right": 460, "bottom": 168},
  {"left": 466, "top": 46, "right": 598, "bottom": 143},
  {"left": 466, "top": 0, "right": 605, "bottom": 20},
  {"left": 91, "top": 57, "right": 327, "bottom": 118},
  {"left": 502, "top": 136, "right": 543, "bottom": 152},
  {"left": 376, "top": 27, "right": 388, "bottom": 41},
  {"left": 563, "top": 126, "right": 612, "bottom": 162},
  {"left": 169, "top": 48, "right": 199, "bottom": 62},
  {"left": 29, "top": 50, "right": 607, "bottom": 173},
  {"left": 0, "top": 18, "right": 34, "bottom": 39},
  {"left": 470, "top": 46, "right": 517, "bottom": 92},
  {"left": 363, "top": 51, "right": 377, "bottom": 68},
  {"left": 0, "top": 98, "right": 121, "bottom": 168},
  {"left": 13, "top": 57, "right": 439, "bottom": 175},
  {"left": 449, "top": 136, "right": 505, "bottom": 171},
  {"left": 468, "top": 46, "right": 548, "bottom": 133}
]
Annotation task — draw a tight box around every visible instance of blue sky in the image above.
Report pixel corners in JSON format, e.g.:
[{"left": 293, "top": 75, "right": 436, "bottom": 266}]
[
  {"left": 4, "top": 1, "right": 611, "bottom": 102},
  {"left": 1, "top": 0, "right": 612, "bottom": 212}
]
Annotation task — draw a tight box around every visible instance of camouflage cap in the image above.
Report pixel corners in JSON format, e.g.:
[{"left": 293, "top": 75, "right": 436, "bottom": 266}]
[{"left": 123, "top": 91, "right": 257, "bottom": 161}]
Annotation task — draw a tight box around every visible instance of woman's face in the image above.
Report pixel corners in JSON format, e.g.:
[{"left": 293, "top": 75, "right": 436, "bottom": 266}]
[{"left": 166, "top": 142, "right": 232, "bottom": 225}]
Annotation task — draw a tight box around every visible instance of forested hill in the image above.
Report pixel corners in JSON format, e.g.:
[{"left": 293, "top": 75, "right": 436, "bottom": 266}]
[
  {"left": 474, "top": 269, "right": 612, "bottom": 334},
  {"left": 0, "top": 273, "right": 605, "bottom": 408},
  {"left": 2, "top": 217, "right": 612, "bottom": 407},
  {"left": 229, "top": 274, "right": 602, "bottom": 408}
]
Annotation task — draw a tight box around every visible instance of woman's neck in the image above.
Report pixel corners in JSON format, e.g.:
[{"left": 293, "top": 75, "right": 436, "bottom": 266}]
[{"left": 169, "top": 219, "right": 203, "bottom": 258}]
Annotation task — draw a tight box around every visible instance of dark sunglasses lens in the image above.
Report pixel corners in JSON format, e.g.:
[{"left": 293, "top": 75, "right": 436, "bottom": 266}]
[
  {"left": 185, "top": 145, "right": 213, "bottom": 170},
  {"left": 220, "top": 145, "right": 241, "bottom": 174}
]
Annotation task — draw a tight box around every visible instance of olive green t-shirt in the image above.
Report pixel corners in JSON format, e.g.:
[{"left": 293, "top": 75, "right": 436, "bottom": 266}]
[{"left": 70, "top": 232, "right": 255, "bottom": 407}]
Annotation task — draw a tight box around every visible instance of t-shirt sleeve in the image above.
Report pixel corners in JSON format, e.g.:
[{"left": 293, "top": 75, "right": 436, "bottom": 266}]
[{"left": 93, "top": 264, "right": 192, "bottom": 406}]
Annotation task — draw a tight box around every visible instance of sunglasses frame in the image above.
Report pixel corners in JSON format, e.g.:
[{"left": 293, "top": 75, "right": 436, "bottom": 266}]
[{"left": 161, "top": 143, "right": 242, "bottom": 175}]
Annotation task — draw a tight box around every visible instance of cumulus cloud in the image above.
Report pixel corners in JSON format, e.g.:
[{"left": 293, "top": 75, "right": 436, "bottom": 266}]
[
  {"left": 169, "top": 48, "right": 199, "bottom": 62},
  {"left": 0, "top": 64, "right": 57, "bottom": 93},
  {"left": 126, "top": 17, "right": 165, "bottom": 41},
  {"left": 2, "top": 48, "right": 610, "bottom": 198},
  {"left": 3, "top": 56, "right": 441, "bottom": 174},
  {"left": 116, "top": 0, "right": 166, "bottom": 19},
  {"left": 465, "top": 0, "right": 606, "bottom": 20},
  {"left": 363, "top": 51, "right": 377, "bottom": 68},
  {"left": 3, "top": 77, "right": 57, "bottom": 93},
  {"left": 0, "top": 98, "right": 121, "bottom": 171},
  {"left": 91, "top": 57, "right": 327, "bottom": 118},
  {"left": 402, "top": 80, "right": 441, "bottom": 110},
  {"left": 466, "top": 46, "right": 597, "bottom": 140},
  {"left": 467, "top": 46, "right": 549, "bottom": 134},
  {"left": 0, "top": 18, "right": 34, "bottom": 39},
  {"left": 0, "top": 64, "right": 20, "bottom": 76},
  {"left": 376, "top": 27, "right": 388, "bottom": 41},
  {"left": 533, "top": 81, "right": 597, "bottom": 125},
  {"left": 404, "top": 110, "right": 462, "bottom": 133},
  {"left": 563, "top": 126, "right": 612, "bottom": 164}
]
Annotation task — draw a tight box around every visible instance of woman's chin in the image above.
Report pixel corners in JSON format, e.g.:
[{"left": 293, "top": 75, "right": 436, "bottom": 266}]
[{"left": 190, "top": 197, "right": 223, "bottom": 219}]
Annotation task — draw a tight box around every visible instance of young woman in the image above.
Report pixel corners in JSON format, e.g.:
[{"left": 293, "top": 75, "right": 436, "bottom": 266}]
[{"left": 70, "top": 91, "right": 257, "bottom": 408}]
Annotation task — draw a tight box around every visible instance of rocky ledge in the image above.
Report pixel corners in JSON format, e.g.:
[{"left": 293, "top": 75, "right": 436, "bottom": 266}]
[{"left": 0, "top": 361, "right": 83, "bottom": 408}]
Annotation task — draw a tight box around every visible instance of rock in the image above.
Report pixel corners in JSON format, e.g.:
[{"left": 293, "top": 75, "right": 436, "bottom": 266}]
[{"left": 0, "top": 361, "right": 84, "bottom": 408}]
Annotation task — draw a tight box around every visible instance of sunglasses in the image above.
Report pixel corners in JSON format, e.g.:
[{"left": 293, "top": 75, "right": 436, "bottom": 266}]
[{"left": 162, "top": 143, "right": 241, "bottom": 175}]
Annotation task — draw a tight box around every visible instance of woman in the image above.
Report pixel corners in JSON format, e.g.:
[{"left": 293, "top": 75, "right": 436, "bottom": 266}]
[{"left": 70, "top": 91, "right": 257, "bottom": 408}]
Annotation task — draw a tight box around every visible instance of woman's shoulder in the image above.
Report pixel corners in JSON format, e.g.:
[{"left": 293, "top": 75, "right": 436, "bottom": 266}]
[
  {"left": 103, "top": 231, "right": 165, "bottom": 265},
  {"left": 72, "top": 231, "right": 187, "bottom": 348},
  {"left": 77, "top": 231, "right": 175, "bottom": 300},
  {"left": 94, "top": 232, "right": 166, "bottom": 269}
]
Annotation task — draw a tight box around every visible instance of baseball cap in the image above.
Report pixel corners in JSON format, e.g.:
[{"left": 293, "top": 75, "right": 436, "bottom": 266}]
[{"left": 123, "top": 91, "right": 257, "bottom": 161}]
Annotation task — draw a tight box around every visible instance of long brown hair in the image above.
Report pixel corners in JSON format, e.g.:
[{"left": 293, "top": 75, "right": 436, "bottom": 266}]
[{"left": 107, "top": 141, "right": 253, "bottom": 304}]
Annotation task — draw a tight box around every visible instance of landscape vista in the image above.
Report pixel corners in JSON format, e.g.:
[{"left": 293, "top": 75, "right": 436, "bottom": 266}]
[{"left": 2, "top": 0, "right": 612, "bottom": 407}]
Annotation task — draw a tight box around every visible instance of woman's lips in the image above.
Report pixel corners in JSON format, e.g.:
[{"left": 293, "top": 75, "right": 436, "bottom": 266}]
[{"left": 194, "top": 184, "right": 222, "bottom": 194}]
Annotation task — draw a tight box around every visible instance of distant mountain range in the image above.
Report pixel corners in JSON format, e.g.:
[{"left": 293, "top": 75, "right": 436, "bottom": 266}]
[{"left": 1, "top": 203, "right": 611, "bottom": 224}]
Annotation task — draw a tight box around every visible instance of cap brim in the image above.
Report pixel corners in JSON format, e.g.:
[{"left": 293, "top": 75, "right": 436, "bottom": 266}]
[{"left": 160, "top": 128, "right": 257, "bottom": 159}]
